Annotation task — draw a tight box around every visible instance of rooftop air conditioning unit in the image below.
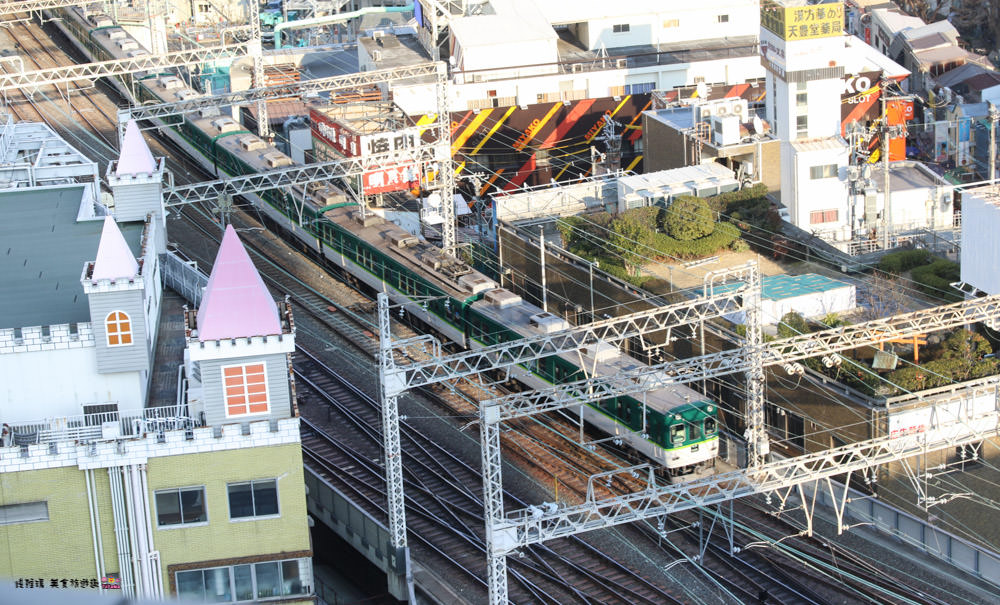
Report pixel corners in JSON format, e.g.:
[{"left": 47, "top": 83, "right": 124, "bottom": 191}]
[
  {"left": 458, "top": 274, "right": 496, "bottom": 295},
  {"left": 715, "top": 104, "right": 730, "bottom": 116},
  {"left": 389, "top": 232, "right": 420, "bottom": 248},
  {"left": 484, "top": 288, "right": 522, "bottom": 308},
  {"left": 198, "top": 107, "right": 221, "bottom": 119},
  {"left": 572, "top": 63, "right": 583, "bottom": 73},
  {"left": 616, "top": 58, "right": 627, "bottom": 69},
  {"left": 239, "top": 135, "right": 266, "bottom": 151},
  {"left": 371, "top": 49, "right": 383, "bottom": 62},
  {"left": 312, "top": 189, "right": 344, "bottom": 205},
  {"left": 263, "top": 152, "right": 293, "bottom": 168},
  {"left": 211, "top": 117, "right": 240, "bottom": 133},
  {"left": 107, "top": 29, "right": 126, "bottom": 40},
  {"left": 158, "top": 76, "right": 183, "bottom": 90}
]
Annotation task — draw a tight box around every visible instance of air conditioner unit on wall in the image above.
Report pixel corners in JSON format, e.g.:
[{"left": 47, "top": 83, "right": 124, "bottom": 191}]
[{"left": 716, "top": 105, "right": 730, "bottom": 116}]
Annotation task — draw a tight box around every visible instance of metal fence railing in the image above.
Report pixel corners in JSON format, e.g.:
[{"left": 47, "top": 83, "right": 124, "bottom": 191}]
[
  {"left": 160, "top": 251, "right": 208, "bottom": 307},
  {"left": 4, "top": 405, "right": 201, "bottom": 448}
]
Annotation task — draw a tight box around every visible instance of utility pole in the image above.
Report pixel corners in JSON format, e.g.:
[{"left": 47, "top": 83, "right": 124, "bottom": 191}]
[
  {"left": 539, "top": 226, "right": 548, "bottom": 312},
  {"left": 248, "top": 0, "right": 270, "bottom": 139},
  {"left": 600, "top": 118, "right": 622, "bottom": 173},
  {"left": 881, "top": 76, "right": 891, "bottom": 251},
  {"left": 989, "top": 102, "right": 998, "bottom": 184}
]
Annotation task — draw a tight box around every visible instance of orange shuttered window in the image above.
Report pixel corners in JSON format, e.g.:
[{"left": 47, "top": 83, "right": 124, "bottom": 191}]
[
  {"left": 222, "top": 363, "right": 270, "bottom": 417},
  {"left": 106, "top": 311, "right": 133, "bottom": 346}
]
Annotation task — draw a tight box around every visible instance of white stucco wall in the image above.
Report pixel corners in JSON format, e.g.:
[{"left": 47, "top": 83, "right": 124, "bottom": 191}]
[{"left": 0, "top": 345, "right": 144, "bottom": 423}]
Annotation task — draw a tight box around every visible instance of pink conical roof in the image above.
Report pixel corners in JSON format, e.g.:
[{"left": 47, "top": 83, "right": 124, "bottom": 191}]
[
  {"left": 91, "top": 215, "right": 138, "bottom": 281},
  {"left": 197, "top": 225, "right": 280, "bottom": 341},
  {"left": 115, "top": 119, "right": 157, "bottom": 177}
]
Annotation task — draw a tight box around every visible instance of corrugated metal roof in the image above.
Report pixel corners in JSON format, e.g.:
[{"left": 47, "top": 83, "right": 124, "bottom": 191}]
[
  {"left": 705, "top": 273, "right": 852, "bottom": 301},
  {"left": 0, "top": 186, "right": 145, "bottom": 329}
]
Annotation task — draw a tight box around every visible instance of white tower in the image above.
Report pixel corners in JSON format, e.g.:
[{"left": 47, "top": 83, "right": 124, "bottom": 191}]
[
  {"left": 108, "top": 120, "right": 167, "bottom": 252},
  {"left": 761, "top": 1, "right": 852, "bottom": 240}
]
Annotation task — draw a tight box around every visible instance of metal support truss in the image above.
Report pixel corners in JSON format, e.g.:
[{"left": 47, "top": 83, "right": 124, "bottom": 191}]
[
  {"left": 247, "top": 0, "right": 269, "bottom": 139},
  {"left": 0, "top": 0, "right": 92, "bottom": 15},
  {"left": 377, "top": 293, "right": 411, "bottom": 585},
  {"left": 385, "top": 263, "right": 757, "bottom": 394},
  {"left": 743, "top": 264, "right": 768, "bottom": 468},
  {"left": 480, "top": 403, "right": 509, "bottom": 605},
  {"left": 163, "top": 145, "right": 439, "bottom": 206},
  {"left": 483, "top": 292, "right": 1000, "bottom": 422},
  {"left": 117, "top": 62, "right": 439, "bottom": 124},
  {"left": 0, "top": 42, "right": 249, "bottom": 93},
  {"left": 491, "top": 408, "right": 1000, "bottom": 554},
  {"left": 434, "top": 62, "right": 456, "bottom": 255}
]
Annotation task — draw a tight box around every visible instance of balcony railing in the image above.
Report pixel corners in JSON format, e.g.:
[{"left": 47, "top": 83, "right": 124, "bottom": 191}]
[{"left": 3, "top": 405, "right": 202, "bottom": 448}]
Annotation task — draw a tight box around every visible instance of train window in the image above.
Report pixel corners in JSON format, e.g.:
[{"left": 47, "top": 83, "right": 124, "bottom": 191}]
[
  {"left": 704, "top": 417, "right": 717, "bottom": 435},
  {"left": 669, "top": 424, "right": 685, "bottom": 445},
  {"left": 688, "top": 422, "right": 701, "bottom": 441}
]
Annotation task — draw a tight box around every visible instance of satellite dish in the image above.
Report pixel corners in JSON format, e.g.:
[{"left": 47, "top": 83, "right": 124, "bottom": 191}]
[
  {"left": 752, "top": 116, "right": 763, "bottom": 133},
  {"left": 696, "top": 82, "right": 707, "bottom": 98}
]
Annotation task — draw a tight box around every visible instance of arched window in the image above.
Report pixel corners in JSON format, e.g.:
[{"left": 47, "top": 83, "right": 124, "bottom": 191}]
[{"left": 106, "top": 311, "right": 132, "bottom": 346}]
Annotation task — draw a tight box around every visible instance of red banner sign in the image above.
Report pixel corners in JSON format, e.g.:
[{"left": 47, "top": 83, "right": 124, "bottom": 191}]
[{"left": 362, "top": 164, "right": 420, "bottom": 194}]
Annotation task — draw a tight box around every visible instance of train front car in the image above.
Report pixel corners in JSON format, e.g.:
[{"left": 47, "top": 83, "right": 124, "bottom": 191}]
[{"left": 468, "top": 288, "right": 719, "bottom": 482}]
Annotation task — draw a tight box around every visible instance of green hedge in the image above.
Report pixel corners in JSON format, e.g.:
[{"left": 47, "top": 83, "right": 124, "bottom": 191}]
[
  {"left": 705, "top": 183, "right": 769, "bottom": 214},
  {"left": 646, "top": 222, "right": 741, "bottom": 259},
  {"left": 877, "top": 249, "right": 932, "bottom": 275},
  {"left": 911, "top": 259, "right": 961, "bottom": 301}
]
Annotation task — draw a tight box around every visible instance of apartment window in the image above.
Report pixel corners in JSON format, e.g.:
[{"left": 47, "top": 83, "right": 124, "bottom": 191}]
[
  {"left": 222, "top": 363, "right": 270, "bottom": 417},
  {"left": 718, "top": 14, "right": 729, "bottom": 23},
  {"left": 796, "top": 85, "right": 808, "bottom": 108},
  {"left": 796, "top": 114, "right": 808, "bottom": 137},
  {"left": 810, "top": 164, "right": 838, "bottom": 179},
  {"left": 663, "top": 19, "right": 679, "bottom": 28},
  {"left": 625, "top": 82, "right": 656, "bottom": 95},
  {"left": 105, "top": 311, "right": 132, "bottom": 347},
  {"left": 612, "top": 23, "right": 630, "bottom": 33},
  {"left": 809, "top": 209, "right": 839, "bottom": 224},
  {"left": 155, "top": 487, "right": 206, "bottom": 527},
  {"left": 0, "top": 502, "right": 48, "bottom": 526},
  {"left": 228, "top": 479, "right": 279, "bottom": 519},
  {"left": 176, "top": 558, "right": 308, "bottom": 602}
]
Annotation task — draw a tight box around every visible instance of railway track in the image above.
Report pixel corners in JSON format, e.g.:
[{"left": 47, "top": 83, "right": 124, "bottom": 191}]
[
  {"left": 171, "top": 200, "right": 960, "bottom": 604},
  {"left": 1, "top": 15, "right": 119, "bottom": 152},
  {"left": 14, "top": 16, "right": 986, "bottom": 604},
  {"left": 296, "top": 346, "right": 687, "bottom": 604}
]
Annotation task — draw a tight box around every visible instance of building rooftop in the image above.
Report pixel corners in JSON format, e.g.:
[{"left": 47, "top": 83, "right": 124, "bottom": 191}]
[
  {"left": 871, "top": 8, "right": 924, "bottom": 35},
  {"left": 705, "top": 273, "right": 852, "bottom": 300},
  {"left": 899, "top": 19, "right": 959, "bottom": 43},
  {"left": 0, "top": 186, "right": 145, "bottom": 330},
  {"left": 450, "top": 0, "right": 556, "bottom": 48},
  {"left": 843, "top": 34, "right": 910, "bottom": 78},
  {"left": 791, "top": 137, "right": 850, "bottom": 153},
  {"left": 555, "top": 35, "right": 759, "bottom": 72},
  {"left": 873, "top": 161, "right": 948, "bottom": 193},
  {"left": 196, "top": 225, "right": 281, "bottom": 341},
  {"left": 0, "top": 116, "right": 101, "bottom": 195},
  {"left": 359, "top": 32, "right": 431, "bottom": 72},
  {"left": 933, "top": 62, "right": 993, "bottom": 88}
]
